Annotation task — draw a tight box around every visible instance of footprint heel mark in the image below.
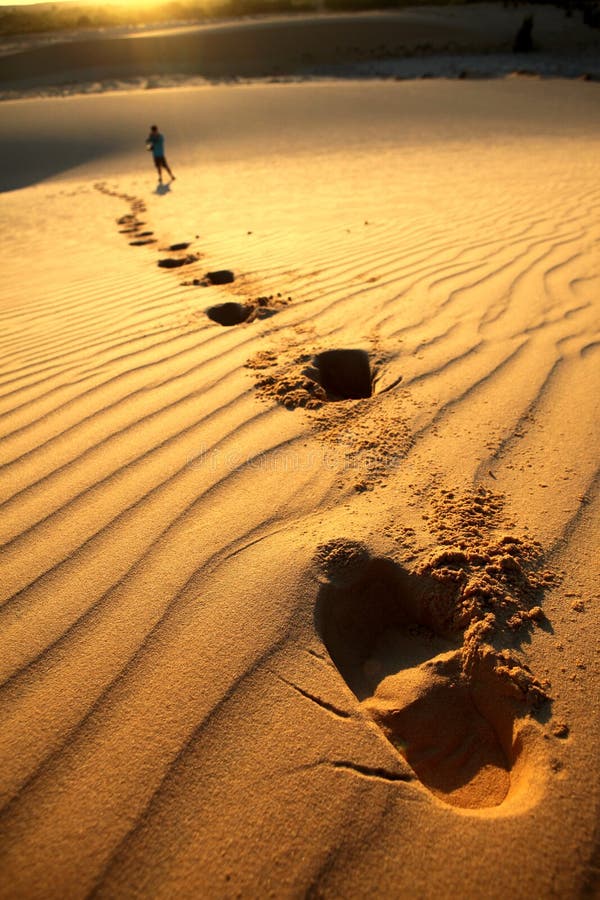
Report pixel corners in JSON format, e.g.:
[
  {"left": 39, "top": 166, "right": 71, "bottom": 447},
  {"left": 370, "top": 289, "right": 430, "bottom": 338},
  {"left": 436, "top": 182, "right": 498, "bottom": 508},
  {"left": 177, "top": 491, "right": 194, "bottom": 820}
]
[
  {"left": 314, "top": 545, "right": 543, "bottom": 810},
  {"left": 362, "top": 650, "right": 512, "bottom": 809}
]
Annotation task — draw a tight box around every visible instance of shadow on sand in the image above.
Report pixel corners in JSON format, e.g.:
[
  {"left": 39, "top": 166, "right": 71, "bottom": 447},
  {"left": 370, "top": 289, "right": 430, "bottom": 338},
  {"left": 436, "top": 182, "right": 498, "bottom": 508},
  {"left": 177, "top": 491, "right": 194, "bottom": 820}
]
[{"left": 1, "top": 136, "right": 110, "bottom": 192}]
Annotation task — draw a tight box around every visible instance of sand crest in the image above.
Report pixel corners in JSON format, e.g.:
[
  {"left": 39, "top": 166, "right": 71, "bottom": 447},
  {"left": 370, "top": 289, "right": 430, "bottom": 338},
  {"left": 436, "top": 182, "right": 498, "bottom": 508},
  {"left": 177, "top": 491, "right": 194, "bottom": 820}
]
[{"left": 1, "top": 4, "right": 600, "bottom": 99}]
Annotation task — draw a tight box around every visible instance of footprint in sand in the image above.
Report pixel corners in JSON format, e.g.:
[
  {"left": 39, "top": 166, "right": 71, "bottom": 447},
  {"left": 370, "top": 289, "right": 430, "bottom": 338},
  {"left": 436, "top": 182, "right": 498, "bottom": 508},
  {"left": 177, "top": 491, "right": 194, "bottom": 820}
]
[
  {"left": 205, "top": 269, "right": 235, "bottom": 285},
  {"left": 309, "top": 349, "right": 373, "bottom": 400},
  {"left": 158, "top": 256, "right": 196, "bottom": 269},
  {"left": 203, "top": 288, "right": 290, "bottom": 328},
  {"left": 248, "top": 346, "right": 378, "bottom": 409},
  {"left": 206, "top": 302, "right": 253, "bottom": 326},
  {"left": 190, "top": 269, "right": 236, "bottom": 287},
  {"left": 315, "top": 549, "right": 538, "bottom": 810}
]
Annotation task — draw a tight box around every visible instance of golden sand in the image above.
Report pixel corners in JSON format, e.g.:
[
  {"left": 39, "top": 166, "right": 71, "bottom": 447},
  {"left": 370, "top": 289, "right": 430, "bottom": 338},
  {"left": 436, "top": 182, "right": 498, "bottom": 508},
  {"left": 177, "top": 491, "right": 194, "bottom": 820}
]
[{"left": 0, "top": 61, "right": 599, "bottom": 900}]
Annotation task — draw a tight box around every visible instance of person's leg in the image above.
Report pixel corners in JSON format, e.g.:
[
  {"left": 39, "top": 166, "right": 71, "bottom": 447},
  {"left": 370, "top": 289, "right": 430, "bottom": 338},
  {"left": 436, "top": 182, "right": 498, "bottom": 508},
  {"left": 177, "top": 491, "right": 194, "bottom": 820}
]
[
  {"left": 154, "top": 157, "right": 163, "bottom": 183},
  {"left": 164, "top": 157, "right": 175, "bottom": 181}
]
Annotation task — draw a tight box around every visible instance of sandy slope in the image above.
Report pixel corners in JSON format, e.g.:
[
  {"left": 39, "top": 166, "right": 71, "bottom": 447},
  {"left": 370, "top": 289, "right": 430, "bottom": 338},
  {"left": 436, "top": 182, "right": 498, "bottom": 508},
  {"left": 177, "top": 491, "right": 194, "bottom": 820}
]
[
  {"left": 1, "top": 4, "right": 600, "bottom": 97},
  {"left": 0, "top": 78, "right": 599, "bottom": 898}
]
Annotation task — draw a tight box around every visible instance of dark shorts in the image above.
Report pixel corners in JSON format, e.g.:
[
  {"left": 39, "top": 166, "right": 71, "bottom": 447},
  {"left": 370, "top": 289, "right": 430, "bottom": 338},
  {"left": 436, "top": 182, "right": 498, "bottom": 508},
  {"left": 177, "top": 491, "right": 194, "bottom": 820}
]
[{"left": 153, "top": 155, "right": 167, "bottom": 167}]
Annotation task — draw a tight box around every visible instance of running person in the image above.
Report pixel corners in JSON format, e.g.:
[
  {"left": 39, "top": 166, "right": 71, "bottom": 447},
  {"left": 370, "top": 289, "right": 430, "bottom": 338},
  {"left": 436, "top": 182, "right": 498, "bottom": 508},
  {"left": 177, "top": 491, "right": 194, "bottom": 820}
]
[{"left": 146, "top": 125, "right": 175, "bottom": 184}]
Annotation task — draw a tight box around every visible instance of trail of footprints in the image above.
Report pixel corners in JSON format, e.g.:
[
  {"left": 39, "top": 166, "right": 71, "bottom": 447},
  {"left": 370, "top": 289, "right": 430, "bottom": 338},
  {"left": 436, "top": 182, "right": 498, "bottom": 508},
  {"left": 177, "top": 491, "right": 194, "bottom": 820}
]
[
  {"left": 96, "top": 184, "right": 367, "bottom": 404},
  {"left": 94, "top": 183, "right": 292, "bottom": 327},
  {"left": 94, "top": 182, "right": 556, "bottom": 813}
]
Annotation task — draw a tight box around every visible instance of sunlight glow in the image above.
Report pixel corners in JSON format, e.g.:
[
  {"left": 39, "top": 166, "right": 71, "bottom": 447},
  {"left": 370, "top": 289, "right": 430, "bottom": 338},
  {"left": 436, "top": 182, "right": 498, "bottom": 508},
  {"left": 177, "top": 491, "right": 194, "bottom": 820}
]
[{"left": 2, "top": 0, "right": 171, "bottom": 7}]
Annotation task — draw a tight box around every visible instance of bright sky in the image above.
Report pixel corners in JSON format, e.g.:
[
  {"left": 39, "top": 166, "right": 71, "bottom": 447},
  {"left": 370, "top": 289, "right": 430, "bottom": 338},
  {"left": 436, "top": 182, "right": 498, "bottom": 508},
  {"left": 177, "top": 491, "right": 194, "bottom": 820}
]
[{"left": 3, "top": 0, "right": 152, "bottom": 6}]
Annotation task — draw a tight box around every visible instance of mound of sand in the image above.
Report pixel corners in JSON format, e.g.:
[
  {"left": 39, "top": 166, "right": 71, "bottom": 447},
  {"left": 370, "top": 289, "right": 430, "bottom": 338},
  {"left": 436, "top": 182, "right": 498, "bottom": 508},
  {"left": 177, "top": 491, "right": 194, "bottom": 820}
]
[{"left": 1, "top": 4, "right": 600, "bottom": 98}]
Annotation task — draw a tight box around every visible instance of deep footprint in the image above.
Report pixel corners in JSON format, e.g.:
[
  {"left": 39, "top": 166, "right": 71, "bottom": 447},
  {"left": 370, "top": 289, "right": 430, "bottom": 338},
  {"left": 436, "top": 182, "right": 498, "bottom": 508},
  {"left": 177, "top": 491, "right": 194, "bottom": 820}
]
[
  {"left": 315, "top": 554, "right": 518, "bottom": 809},
  {"left": 205, "top": 269, "right": 235, "bottom": 285},
  {"left": 311, "top": 349, "right": 373, "bottom": 400},
  {"left": 207, "top": 302, "right": 252, "bottom": 326}
]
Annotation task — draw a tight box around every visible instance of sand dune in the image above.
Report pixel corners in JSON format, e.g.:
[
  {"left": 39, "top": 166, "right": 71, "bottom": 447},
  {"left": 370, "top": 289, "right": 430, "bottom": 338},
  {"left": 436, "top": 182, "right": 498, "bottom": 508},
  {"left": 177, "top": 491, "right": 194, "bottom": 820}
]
[
  {"left": 0, "top": 73, "right": 599, "bottom": 897},
  {"left": 1, "top": 4, "right": 600, "bottom": 99}
]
